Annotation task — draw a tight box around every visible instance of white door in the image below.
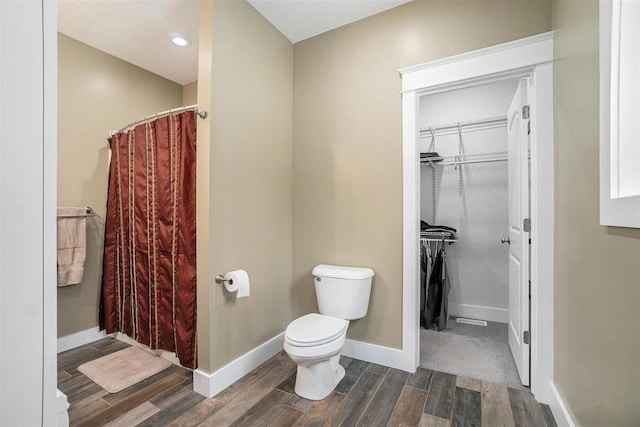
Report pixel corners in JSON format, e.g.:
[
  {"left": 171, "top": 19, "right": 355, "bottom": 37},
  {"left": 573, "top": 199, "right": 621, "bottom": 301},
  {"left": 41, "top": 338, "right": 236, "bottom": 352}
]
[{"left": 506, "top": 78, "right": 531, "bottom": 386}]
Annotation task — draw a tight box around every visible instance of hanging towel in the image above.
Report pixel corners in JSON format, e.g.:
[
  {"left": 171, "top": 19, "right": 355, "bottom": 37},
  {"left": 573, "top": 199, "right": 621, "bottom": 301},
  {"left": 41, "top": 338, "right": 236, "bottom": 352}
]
[{"left": 57, "top": 207, "right": 88, "bottom": 287}]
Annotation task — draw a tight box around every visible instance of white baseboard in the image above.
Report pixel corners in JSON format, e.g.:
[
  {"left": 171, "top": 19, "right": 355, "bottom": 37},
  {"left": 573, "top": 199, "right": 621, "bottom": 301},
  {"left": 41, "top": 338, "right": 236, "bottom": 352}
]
[
  {"left": 55, "top": 389, "right": 69, "bottom": 427},
  {"left": 193, "top": 332, "right": 285, "bottom": 398},
  {"left": 548, "top": 382, "right": 576, "bottom": 427},
  {"left": 342, "top": 339, "right": 408, "bottom": 372},
  {"left": 57, "top": 327, "right": 108, "bottom": 353},
  {"left": 192, "top": 333, "right": 412, "bottom": 399},
  {"left": 448, "top": 303, "right": 508, "bottom": 324}
]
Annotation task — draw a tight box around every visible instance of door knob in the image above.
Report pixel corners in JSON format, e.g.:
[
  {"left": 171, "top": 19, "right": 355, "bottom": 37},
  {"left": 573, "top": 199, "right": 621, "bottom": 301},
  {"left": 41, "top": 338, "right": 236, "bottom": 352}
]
[{"left": 501, "top": 237, "right": 511, "bottom": 244}]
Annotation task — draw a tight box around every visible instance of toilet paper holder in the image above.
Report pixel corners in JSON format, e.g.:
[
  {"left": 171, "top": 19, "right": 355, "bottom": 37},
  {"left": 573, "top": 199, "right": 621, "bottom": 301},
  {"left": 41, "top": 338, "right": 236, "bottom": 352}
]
[
  {"left": 215, "top": 274, "right": 233, "bottom": 285},
  {"left": 215, "top": 270, "right": 250, "bottom": 298}
]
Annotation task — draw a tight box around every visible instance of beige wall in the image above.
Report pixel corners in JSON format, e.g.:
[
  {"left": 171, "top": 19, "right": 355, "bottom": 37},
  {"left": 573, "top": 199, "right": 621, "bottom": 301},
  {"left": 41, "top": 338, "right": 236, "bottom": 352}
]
[
  {"left": 552, "top": 0, "right": 640, "bottom": 424},
  {"left": 202, "top": 0, "right": 294, "bottom": 370},
  {"left": 183, "top": 81, "right": 198, "bottom": 106},
  {"left": 292, "top": 0, "right": 552, "bottom": 348},
  {"left": 57, "top": 34, "right": 183, "bottom": 337}
]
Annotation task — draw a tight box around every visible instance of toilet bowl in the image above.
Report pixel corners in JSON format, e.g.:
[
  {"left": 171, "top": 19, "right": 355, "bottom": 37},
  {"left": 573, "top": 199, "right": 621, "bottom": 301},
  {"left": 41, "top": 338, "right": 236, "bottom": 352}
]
[
  {"left": 284, "top": 313, "right": 348, "bottom": 400},
  {"left": 283, "top": 265, "right": 374, "bottom": 401}
]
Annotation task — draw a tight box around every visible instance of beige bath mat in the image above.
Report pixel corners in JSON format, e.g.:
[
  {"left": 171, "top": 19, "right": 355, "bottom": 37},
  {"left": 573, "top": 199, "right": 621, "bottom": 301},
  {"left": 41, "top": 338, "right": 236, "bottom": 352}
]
[{"left": 78, "top": 346, "right": 172, "bottom": 393}]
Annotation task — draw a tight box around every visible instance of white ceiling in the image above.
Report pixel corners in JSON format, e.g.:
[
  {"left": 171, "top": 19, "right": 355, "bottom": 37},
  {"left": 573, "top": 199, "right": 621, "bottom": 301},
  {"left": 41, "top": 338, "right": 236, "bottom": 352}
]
[
  {"left": 58, "top": 0, "right": 201, "bottom": 85},
  {"left": 246, "top": 0, "right": 413, "bottom": 44},
  {"left": 58, "top": 0, "right": 412, "bottom": 86}
]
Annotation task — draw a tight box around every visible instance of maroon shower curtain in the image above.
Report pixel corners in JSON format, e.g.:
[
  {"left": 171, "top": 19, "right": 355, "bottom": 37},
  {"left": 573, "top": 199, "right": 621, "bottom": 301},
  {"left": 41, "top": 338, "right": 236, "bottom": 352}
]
[{"left": 100, "top": 111, "right": 197, "bottom": 369}]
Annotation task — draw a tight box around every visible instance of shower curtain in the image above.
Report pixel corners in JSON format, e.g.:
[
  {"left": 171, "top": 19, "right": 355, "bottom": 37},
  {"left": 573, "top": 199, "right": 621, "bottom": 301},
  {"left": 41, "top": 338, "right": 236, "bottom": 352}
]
[{"left": 100, "top": 111, "right": 197, "bottom": 369}]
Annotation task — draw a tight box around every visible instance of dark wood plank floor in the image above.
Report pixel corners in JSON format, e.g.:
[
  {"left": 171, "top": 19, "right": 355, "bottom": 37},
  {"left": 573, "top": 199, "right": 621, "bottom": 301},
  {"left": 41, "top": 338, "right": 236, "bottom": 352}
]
[{"left": 58, "top": 338, "right": 556, "bottom": 427}]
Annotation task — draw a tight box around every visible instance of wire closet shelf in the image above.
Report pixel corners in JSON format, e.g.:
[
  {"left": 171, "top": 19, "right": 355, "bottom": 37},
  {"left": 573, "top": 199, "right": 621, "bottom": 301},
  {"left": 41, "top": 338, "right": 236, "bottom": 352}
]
[
  {"left": 420, "top": 114, "right": 510, "bottom": 222},
  {"left": 419, "top": 115, "right": 508, "bottom": 167}
]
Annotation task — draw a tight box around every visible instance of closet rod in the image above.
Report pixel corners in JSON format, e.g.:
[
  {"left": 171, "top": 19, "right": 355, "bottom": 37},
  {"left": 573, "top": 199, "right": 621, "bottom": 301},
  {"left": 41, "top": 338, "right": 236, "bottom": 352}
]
[
  {"left": 110, "top": 104, "right": 208, "bottom": 136},
  {"left": 421, "top": 238, "right": 457, "bottom": 244},
  {"left": 421, "top": 230, "right": 457, "bottom": 241}
]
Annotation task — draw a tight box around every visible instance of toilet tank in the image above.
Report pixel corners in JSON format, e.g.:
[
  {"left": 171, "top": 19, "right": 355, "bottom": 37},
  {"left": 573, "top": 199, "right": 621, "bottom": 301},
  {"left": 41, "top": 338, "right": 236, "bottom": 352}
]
[{"left": 312, "top": 264, "right": 374, "bottom": 320}]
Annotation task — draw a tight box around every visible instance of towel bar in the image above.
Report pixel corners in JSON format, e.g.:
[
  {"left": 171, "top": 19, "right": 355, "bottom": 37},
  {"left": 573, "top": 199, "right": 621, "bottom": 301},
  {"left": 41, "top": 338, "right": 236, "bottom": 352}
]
[{"left": 57, "top": 206, "right": 96, "bottom": 218}]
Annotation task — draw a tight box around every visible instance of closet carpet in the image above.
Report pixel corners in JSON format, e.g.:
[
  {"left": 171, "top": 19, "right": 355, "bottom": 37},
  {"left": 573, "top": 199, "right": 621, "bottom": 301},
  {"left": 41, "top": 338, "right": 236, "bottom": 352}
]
[
  {"left": 420, "top": 316, "right": 525, "bottom": 390},
  {"left": 58, "top": 337, "right": 555, "bottom": 426}
]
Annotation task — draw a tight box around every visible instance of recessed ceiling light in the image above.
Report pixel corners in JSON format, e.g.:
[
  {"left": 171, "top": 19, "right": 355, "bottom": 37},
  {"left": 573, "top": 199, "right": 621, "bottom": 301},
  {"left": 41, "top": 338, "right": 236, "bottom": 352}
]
[{"left": 170, "top": 33, "right": 191, "bottom": 47}]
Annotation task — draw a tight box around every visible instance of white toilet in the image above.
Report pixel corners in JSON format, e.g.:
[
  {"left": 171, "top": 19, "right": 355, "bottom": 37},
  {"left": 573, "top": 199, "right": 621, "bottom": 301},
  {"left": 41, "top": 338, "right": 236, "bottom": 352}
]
[{"left": 284, "top": 264, "right": 374, "bottom": 400}]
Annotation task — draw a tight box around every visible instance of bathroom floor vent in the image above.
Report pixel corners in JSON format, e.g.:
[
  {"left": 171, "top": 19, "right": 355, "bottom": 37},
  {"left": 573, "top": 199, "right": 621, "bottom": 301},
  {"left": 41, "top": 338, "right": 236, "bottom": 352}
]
[{"left": 456, "top": 317, "right": 488, "bottom": 327}]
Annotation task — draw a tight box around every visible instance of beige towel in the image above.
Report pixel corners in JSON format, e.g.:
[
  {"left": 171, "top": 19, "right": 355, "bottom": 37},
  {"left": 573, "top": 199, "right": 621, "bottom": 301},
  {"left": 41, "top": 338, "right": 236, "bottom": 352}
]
[{"left": 57, "top": 207, "right": 87, "bottom": 287}]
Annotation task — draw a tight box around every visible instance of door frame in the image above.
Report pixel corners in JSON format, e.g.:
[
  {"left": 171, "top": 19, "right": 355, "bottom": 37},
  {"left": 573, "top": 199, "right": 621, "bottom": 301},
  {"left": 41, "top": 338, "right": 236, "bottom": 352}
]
[
  {"left": 398, "top": 32, "right": 554, "bottom": 403},
  {"left": 0, "top": 0, "right": 59, "bottom": 423}
]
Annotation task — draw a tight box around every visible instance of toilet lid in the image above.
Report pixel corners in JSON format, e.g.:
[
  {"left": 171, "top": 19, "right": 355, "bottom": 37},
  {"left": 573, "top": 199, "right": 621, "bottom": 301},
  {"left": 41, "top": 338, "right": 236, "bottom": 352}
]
[{"left": 285, "top": 313, "right": 348, "bottom": 347}]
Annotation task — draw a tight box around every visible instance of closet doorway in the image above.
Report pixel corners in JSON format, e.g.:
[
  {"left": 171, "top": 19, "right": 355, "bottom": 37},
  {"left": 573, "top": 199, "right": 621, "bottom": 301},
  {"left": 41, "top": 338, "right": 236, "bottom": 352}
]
[
  {"left": 399, "top": 33, "right": 555, "bottom": 403},
  {"left": 417, "top": 77, "right": 531, "bottom": 388}
]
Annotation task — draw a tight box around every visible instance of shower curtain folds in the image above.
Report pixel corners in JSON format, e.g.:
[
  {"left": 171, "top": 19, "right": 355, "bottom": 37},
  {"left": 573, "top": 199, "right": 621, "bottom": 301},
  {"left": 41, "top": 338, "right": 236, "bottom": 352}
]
[{"left": 100, "top": 111, "right": 197, "bottom": 369}]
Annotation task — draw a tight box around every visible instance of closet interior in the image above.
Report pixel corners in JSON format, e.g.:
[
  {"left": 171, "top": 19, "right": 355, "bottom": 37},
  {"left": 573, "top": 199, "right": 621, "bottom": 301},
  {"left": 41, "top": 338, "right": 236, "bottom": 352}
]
[{"left": 418, "top": 79, "right": 527, "bottom": 389}]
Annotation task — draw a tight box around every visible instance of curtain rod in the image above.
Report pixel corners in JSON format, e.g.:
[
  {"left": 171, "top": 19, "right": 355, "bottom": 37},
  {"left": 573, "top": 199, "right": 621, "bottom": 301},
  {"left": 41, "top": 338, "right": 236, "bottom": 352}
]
[{"left": 109, "top": 104, "right": 208, "bottom": 137}]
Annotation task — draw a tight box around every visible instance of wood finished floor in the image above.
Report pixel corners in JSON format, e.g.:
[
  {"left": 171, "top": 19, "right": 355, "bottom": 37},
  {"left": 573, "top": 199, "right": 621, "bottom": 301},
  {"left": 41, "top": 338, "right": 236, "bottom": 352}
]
[{"left": 58, "top": 338, "right": 556, "bottom": 427}]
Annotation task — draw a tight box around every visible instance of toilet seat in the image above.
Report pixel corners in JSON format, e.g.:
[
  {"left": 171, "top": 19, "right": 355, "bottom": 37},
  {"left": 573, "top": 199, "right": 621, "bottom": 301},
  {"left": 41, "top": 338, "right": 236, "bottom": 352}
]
[{"left": 285, "top": 313, "right": 348, "bottom": 347}]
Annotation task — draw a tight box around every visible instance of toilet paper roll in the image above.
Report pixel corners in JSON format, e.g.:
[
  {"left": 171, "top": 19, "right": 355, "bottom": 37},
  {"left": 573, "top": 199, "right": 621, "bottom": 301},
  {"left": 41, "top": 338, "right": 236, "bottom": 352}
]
[{"left": 224, "top": 269, "right": 250, "bottom": 298}]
